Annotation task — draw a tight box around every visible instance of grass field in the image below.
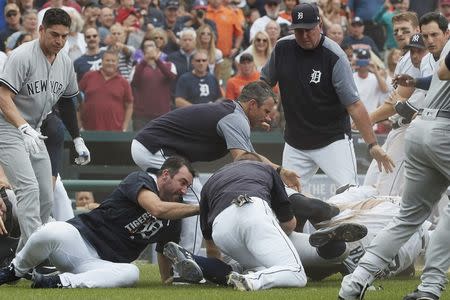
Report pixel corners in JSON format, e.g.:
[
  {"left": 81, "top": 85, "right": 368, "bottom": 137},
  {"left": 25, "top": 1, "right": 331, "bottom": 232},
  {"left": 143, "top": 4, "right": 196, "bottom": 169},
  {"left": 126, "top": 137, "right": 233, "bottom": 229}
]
[{"left": 0, "top": 262, "right": 448, "bottom": 300}]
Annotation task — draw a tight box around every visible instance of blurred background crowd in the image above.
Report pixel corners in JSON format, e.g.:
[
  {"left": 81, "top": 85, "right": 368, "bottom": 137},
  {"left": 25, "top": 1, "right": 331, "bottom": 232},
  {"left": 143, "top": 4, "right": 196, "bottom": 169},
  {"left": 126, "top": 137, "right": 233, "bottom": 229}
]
[{"left": 0, "top": 0, "right": 445, "bottom": 134}]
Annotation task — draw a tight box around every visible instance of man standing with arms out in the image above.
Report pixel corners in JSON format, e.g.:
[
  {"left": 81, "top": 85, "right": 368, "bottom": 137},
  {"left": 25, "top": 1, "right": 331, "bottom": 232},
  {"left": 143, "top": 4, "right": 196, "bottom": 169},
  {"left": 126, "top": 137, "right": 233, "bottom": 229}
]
[
  {"left": 132, "top": 81, "right": 300, "bottom": 253},
  {"left": 0, "top": 156, "right": 200, "bottom": 288},
  {"left": 338, "top": 39, "right": 450, "bottom": 300},
  {"left": 261, "top": 3, "right": 393, "bottom": 189},
  {"left": 0, "top": 8, "right": 79, "bottom": 251},
  {"left": 175, "top": 50, "right": 222, "bottom": 108}
]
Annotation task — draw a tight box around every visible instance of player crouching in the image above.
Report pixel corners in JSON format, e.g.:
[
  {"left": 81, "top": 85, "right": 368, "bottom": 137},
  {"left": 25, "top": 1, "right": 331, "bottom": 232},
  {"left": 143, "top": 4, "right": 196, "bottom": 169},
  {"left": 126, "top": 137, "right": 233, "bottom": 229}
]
[{"left": 0, "top": 156, "right": 199, "bottom": 288}]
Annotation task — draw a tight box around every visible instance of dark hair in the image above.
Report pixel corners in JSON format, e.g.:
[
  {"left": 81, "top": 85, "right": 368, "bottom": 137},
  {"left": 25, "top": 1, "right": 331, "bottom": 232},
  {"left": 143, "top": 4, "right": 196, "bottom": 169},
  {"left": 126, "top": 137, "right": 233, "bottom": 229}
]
[
  {"left": 234, "top": 151, "right": 263, "bottom": 162},
  {"left": 14, "top": 32, "right": 32, "bottom": 49},
  {"left": 237, "top": 80, "right": 277, "bottom": 105},
  {"left": 42, "top": 8, "right": 71, "bottom": 29},
  {"left": 157, "top": 156, "right": 196, "bottom": 178},
  {"left": 420, "top": 12, "right": 449, "bottom": 33}
]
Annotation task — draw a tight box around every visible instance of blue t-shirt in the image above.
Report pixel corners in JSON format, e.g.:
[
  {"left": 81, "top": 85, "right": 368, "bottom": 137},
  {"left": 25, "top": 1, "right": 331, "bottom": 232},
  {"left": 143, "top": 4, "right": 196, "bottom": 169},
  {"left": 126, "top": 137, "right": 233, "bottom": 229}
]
[
  {"left": 175, "top": 72, "right": 221, "bottom": 105},
  {"left": 73, "top": 51, "right": 105, "bottom": 82},
  {"left": 68, "top": 171, "right": 180, "bottom": 263}
]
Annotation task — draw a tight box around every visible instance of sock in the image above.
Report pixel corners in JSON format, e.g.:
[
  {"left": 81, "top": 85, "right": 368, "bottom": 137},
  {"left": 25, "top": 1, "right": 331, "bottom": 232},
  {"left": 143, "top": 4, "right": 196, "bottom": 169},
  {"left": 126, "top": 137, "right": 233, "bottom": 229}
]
[
  {"left": 192, "top": 255, "right": 232, "bottom": 285},
  {"left": 317, "top": 240, "right": 346, "bottom": 259}
]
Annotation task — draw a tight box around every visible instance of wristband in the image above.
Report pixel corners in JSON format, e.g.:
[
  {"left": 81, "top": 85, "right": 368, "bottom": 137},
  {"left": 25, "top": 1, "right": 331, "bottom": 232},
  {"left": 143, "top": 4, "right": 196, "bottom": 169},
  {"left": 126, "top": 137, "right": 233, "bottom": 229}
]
[
  {"left": 446, "top": 51, "right": 450, "bottom": 71},
  {"left": 368, "top": 142, "right": 378, "bottom": 150},
  {"left": 276, "top": 166, "right": 283, "bottom": 174}
]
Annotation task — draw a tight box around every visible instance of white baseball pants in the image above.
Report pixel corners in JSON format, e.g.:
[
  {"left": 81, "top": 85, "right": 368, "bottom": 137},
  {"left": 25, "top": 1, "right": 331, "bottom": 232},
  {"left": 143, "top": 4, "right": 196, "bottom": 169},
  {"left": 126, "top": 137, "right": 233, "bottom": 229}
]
[{"left": 13, "top": 221, "right": 139, "bottom": 288}]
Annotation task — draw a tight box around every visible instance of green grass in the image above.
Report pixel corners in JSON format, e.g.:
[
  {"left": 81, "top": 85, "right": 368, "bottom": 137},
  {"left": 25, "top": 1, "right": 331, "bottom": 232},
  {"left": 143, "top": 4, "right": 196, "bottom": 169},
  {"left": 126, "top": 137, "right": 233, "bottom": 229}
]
[{"left": 0, "top": 263, "right": 448, "bottom": 300}]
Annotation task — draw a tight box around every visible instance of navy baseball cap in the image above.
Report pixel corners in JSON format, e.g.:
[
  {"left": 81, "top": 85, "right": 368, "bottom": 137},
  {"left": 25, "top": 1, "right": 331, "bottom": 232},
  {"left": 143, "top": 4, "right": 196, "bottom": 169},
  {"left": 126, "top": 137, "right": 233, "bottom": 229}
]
[
  {"left": 405, "top": 33, "right": 426, "bottom": 50},
  {"left": 355, "top": 49, "right": 370, "bottom": 67},
  {"left": 351, "top": 16, "right": 364, "bottom": 26},
  {"left": 289, "top": 3, "right": 320, "bottom": 30}
]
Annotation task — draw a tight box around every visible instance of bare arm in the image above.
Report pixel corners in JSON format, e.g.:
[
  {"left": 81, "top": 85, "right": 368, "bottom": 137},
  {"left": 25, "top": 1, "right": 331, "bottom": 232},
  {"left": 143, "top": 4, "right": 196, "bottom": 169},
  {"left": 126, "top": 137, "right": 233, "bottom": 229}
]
[
  {"left": 369, "top": 86, "right": 414, "bottom": 124},
  {"left": 438, "top": 58, "right": 450, "bottom": 80},
  {"left": 175, "top": 97, "right": 192, "bottom": 108},
  {"left": 205, "top": 239, "right": 222, "bottom": 260},
  {"left": 157, "top": 252, "right": 172, "bottom": 283},
  {"left": 122, "top": 101, "right": 133, "bottom": 132},
  {"left": 279, "top": 216, "right": 296, "bottom": 236},
  {"left": 137, "top": 189, "right": 199, "bottom": 219},
  {"left": 0, "top": 85, "right": 26, "bottom": 128}
]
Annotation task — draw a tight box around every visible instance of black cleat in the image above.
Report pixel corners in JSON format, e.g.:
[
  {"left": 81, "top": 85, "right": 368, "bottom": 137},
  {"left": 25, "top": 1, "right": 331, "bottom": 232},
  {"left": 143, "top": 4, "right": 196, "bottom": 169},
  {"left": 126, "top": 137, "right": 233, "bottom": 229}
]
[
  {"left": 163, "top": 242, "right": 204, "bottom": 283},
  {"left": 309, "top": 223, "right": 368, "bottom": 248},
  {"left": 403, "top": 290, "right": 439, "bottom": 300},
  {"left": 31, "top": 272, "right": 63, "bottom": 289},
  {"left": 0, "top": 264, "right": 20, "bottom": 285}
]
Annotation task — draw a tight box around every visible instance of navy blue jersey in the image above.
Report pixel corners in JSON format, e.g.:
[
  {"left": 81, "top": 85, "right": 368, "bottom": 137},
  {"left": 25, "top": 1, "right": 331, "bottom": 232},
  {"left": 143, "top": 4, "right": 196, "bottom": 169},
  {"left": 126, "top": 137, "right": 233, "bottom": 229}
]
[
  {"left": 68, "top": 171, "right": 180, "bottom": 263},
  {"left": 73, "top": 51, "right": 104, "bottom": 82},
  {"left": 200, "top": 161, "right": 293, "bottom": 240},
  {"left": 175, "top": 72, "right": 221, "bottom": 105},
  {"left": 135, "top": 100, "right": 254, "bottom": 162},
  {"left": 262, "top": 35, "right": 360, "bottom": 150}
]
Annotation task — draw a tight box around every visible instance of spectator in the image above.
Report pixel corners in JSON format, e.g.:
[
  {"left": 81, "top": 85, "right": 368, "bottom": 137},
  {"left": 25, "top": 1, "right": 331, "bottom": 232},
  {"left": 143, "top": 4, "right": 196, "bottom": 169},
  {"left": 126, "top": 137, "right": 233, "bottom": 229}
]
[
  {"left": 100, "top": 0, "right": 120, "bottom": 9},
  {"left": 175, "top": 50, "right": 222, "bottom": 107},
  {"left": 11, "top": 32, "right": 33, "bottom": 50},
  {"left": 343, "top": 16, "right": 380, "bottom": 57},
  {"left": 352, "top": 49, "right": 388, "bottom": 115},
  {"left": 121, "top": 9, "right": 146, "bottom": 50},
  {"left": 226, "top": 53, "right": 260, "bottom": 99},
  {"left": 160, "top": 0, "right": 181, "bottom": 54},
  {"left": 0, "top": 4, "right": 21, "bottom": 52},
  {"left": 98, "top": 7, "right": 115, "bottom": 46},
  {"left": 74, "top": 27, "right": 104, "bottom": 82},
  {"left": 131, "top": 39, "right": 177, "bottom": 130},
  {"left": 145, "top": 0, "right": 165, "bottom": 28},
  {"left": 17, "top": 0, "right": 34, "bottom": 13},
  {"left": 196, "top": 24, "right": 223, "bottom": 77},
  {"left": 133, "top": 31, "right": 152, "bottom": 63},
  {"left": 206, "top": 0, "right": 243, "bottom": 83},
  {"left": 279, "top": 0, "right": 298, "bottom": 22},
  {"left": 174, "top": 0, "right": 218, "bottom": 38},
  {"left": 168, "top": 27, "right": 196, "bottom": 78},
  {"left": 5, "top": 9, "right": 38, "bottom": 54},
  {"left": 82, "top": 1, "right": 101, "bottom": 31},
  {"left": 409, "top": 0, "right": 438, "bottom": 18},
  {"left": 386, "top": 48, "right": 402, "bottom": 79},
  {"left": 236, "top": 30, "right": 272, "bottom": 71},
  {"left": 242, "top": 8, "right": 260, "bottom": 49},
  {"left": 321, "top": 0, "right": 348, "bottom": 33},
  {"left": 326, "top": 23, "right": 344, "bottom": 45},
  {"left": 116, "top": 0, "right": 142, "bottom": 30},
  {"left": 151, "top": 27, "right": 169, "bottom": 60},
  {"left": 374, "top": 0, "right": 410, "bottom": 52},
  {"left": 106, "top": 23, "right": 136, "bottom": 82},
  {"left": 439, "top": 0, "right": 450, "bottom": 23},
  {"left": 41, "top": 0, "right": 82, "bottom": 12},
  {"left": 265, "top": 20, "right": 281, "bottom": 50},
  {"left": 75, "top": 191, "right": 99, "bottom": 211},
  {"left": 79, "top": 50, "right": 134, "bottom": 131},
  {"left": 250, "top": 0, "right": 290, "bottom": 42},
  {"left": 63, "top": 11, "right": 87, "bottom": 61}
]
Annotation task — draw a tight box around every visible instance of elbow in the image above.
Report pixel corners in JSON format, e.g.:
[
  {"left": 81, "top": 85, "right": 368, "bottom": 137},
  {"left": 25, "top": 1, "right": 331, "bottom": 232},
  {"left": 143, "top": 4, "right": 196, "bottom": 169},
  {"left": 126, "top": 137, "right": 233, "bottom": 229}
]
[{"left": 280, "top": 217, "right": 296, "bottom": 235}]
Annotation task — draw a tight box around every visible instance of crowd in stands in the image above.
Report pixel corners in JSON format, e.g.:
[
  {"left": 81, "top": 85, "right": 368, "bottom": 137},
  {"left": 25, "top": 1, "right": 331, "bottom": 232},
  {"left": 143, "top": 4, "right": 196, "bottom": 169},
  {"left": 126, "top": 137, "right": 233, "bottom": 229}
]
[{"left": 0, "top": 0, "right": 445, "bottom": 132}]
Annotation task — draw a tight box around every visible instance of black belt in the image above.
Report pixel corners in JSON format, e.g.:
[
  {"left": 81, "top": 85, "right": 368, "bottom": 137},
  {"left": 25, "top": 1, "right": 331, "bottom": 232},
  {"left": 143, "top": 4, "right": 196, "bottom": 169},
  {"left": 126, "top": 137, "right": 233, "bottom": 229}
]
[{"left": 418, "top": 109, "right": 450, "bottom": 119}]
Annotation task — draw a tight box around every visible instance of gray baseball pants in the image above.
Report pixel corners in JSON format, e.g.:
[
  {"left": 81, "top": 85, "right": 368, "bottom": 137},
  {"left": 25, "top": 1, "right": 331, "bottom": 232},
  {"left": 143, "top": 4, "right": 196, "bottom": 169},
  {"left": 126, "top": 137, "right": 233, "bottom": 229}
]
[
  {"left": 340, "top": 115, "right": 450, "bottom": 298},
  {"left": 0, "top": 121, "right": 53, "bottom": 251}
]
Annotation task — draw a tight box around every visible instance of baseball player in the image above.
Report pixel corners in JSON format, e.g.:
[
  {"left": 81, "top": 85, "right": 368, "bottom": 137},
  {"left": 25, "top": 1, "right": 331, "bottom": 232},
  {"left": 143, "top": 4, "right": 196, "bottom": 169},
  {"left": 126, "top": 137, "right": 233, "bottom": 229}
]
[
  {"left": 338, "top": 38, "right": 450, "bottom": 300},
  {"left": 0, "top": 156, "right": 200, "bottom": 288},
  {"left": 132, "top": 81, "right": 300, "bottom": 254},
  {"left": 363, "top": 12, "right": 423, "bottom": 196},
  {"left": 0, "top": 8, "right": 81, "bottom": 251},
  {"left": 261, "top": 3, "right": 393, "bottom": 189}
]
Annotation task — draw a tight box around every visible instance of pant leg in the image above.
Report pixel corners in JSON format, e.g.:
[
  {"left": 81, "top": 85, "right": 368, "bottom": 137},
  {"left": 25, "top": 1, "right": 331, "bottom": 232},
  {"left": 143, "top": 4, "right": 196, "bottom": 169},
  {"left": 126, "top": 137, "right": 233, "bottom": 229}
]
[
  {"left": 0, "top": 123, "right": 44, "bottom": 251},
  {"left": 212, "top": 198, "right": 306, "bottom": 290},
  {"left": 131, "top": 139, "right": 203, "bottom": 253},
  {"left": 418, "top": 204, "right": 450, "bottom": 297},
  {"left": 30, "top": 149, "right": 53, "bottom": 225},
  {"left": 52, "top": 175, "right": 75, "bottom": 221},
  {"left": 282, "top": 142, "right": 319, "bottom": 186}
]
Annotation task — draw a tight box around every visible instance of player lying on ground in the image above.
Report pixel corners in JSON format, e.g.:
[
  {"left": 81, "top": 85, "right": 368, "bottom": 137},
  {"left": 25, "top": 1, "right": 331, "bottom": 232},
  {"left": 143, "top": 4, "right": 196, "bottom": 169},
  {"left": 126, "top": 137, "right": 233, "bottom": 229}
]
[{"left": 0, "top": 156, "right": 199, "bottom": 288}]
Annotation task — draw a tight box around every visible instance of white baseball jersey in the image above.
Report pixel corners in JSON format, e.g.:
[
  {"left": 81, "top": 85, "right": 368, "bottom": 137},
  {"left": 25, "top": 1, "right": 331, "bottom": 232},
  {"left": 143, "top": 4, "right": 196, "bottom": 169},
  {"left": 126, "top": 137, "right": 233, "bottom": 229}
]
[
  {"left": 408, "top": 52, "right": 437, "bottom": 108},
  {"left": 0, "top": 39, "right": 78, "bottom": 129}
]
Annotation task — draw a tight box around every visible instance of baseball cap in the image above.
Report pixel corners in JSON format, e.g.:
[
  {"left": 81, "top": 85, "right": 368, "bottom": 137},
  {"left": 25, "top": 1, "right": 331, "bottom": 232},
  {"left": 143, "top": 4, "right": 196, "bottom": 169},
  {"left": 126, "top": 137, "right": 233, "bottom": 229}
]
[
  {"left": 239, "top": 53, "right": 254, "bottom": 63},
  {"left": 289, "top": 3, "right": 320, "bottom": 30},
  {"left": 4, "top": 4, "right": 19, "bottom": 15},
  {"left": 193, "top": 0, "right": 208, "bottom": 9},
  {"left": 355, "top": 49, "right": 370, "bottom": 67},
  {"left": 116, "top": 7, "right": 140, "bottom": 24},
  {"left": 405, "top": 33, "right": 426, "bottom": 50},
  {"left": 351, "top": 16, "right": 364, "bottom": 26},
  {"left": 164, "top": 0, "right": 179, "bottom": 9}
]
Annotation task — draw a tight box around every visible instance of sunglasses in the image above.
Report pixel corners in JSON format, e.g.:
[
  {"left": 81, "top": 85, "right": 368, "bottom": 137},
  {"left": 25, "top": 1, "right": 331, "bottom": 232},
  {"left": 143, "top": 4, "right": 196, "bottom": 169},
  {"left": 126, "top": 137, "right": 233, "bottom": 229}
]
[
  {"left": 86, "top": 34, "right": 98, "bottom": 39},
  {"left": 255, "top": 38, "right": 268, "bottom": 43},
  {"left": 6, "top": 11, "right": 18, "bottom": 18},
  {"left": 195, "top": 59, "right": 207, "bottom": 62},
  {"left": 154, "top": 36, "right": 164, "bottom": 40},
  {"left": 200, "top": 32, "right": 212, "bottom": 36}
]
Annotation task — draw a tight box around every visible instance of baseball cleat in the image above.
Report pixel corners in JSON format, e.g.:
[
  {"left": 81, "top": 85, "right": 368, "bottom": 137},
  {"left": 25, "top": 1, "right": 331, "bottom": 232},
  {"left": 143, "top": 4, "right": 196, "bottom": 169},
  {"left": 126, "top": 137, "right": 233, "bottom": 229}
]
[
  {"left": 163, "top": 242, "right": 204, "bottom": 283},
  {"left": 0, "top": 264, "right": 21, "bottom": 285},
  {"left": 227, "top": 271, "right": 253, "bottom": 291},
  {"left": 309, "top": 223, "right": 368, "bottom": 248},
  {"left": 31, "top": 271, "right": 63, "bottom": 289},
  {"left": 403, "top": 290, "right": 439, "bottom": 300}
]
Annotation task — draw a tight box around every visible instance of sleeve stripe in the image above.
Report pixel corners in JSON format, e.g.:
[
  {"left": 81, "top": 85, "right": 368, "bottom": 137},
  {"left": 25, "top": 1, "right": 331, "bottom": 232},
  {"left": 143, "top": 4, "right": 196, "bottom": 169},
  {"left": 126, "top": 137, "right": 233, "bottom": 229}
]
[
  {"left": 62, "top": 91, "right": 79, "bottom": 98},
  {"left": 0, "top": 78, "right": 19, "bottom": 94}
]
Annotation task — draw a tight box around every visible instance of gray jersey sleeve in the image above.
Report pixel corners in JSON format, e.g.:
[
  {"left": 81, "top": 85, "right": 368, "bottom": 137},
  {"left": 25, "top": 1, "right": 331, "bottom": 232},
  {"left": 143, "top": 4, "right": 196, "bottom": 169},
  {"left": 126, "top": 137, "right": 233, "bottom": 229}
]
[
  {"left": 0, "top": 47, "right": 29, "bottom": 94},
  {"left": 216, "top": 109, "right": 255, "bottom": 152},
  {"left": 63, "top": 62, "right": 79, "bottom": 98},
  {"left": 332, "top": 55, "right": 360, "bottom": 106}
]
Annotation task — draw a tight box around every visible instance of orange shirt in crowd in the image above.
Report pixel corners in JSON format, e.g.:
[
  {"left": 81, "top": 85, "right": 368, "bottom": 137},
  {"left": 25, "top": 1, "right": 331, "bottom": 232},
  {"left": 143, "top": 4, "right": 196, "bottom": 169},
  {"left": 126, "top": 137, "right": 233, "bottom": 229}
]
[
  {"left": 206, "top": 5, "right": 243, "bottom": 57},
  {"left": 279, "top": 11, "right": 292, "bottom": 22},
  {"left": 226, "top": 71, "right": 261, "bottom": 99}
]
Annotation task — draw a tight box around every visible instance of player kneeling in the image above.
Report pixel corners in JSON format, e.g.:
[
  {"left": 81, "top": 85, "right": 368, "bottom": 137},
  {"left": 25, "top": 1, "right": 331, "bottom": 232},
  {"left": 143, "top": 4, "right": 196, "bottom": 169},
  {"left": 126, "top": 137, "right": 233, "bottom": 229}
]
[{"left": 0, "top": 156, "right": 199, "bottom": 288}]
